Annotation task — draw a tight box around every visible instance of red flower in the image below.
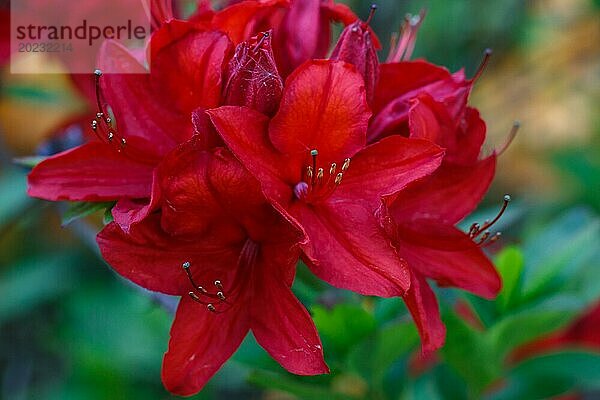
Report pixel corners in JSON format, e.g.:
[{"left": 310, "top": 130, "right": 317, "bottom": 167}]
[
  {"left": 97, "top": 139, "right": 327, "bottom": 395},
  {"left": 380, "top": 91, "right": 502, "bottom": 352},
  {"left": 213, "top": 0, "right": 357, "bottom": 77},
  {"left": 27, "top": 21, "right": 233, "bottom": 230},
  {"left": 208, "top": 60, "right": 444, "bottom": 297}
]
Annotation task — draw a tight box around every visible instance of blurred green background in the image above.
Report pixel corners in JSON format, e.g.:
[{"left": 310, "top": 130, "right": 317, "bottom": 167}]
[{"left": 1, "top": 0, "right": 599, "bottom": 399}]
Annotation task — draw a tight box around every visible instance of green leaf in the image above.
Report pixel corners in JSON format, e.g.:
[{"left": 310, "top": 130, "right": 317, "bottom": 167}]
[
  {"left": 441, "top": 310, "right": 500, "bottom": 393},
  {"left": 347, "top": 321, "right": 419, "bottom": 384},
  {"left": 494, "top": 246, "right": 524, "bottom": 312},
  {"left": 0, "top": 254, "right": 79, "bottom": 322},
  {"left": 491, "top": 351, "right": 600, "bottom": 400},
  {"left": 312, "top": 303, "right": 377, "bottom": 354},
  {"left": 62, "top": 201, "right": 115, "bottom": 226},
  {"left": 521, "top": 208, "right": 600, "bottom": 299},
  {"left": 103, "top": 206, "right": 115, "bottom": 225},
  {"left": 487, "top": 294, "right": 585, "bottom": 359}
]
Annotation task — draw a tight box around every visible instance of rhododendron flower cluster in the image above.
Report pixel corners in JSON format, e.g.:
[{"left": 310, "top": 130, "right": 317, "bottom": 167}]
[{"left": 27, "top": 0, "right": 513, "bottom": 395}]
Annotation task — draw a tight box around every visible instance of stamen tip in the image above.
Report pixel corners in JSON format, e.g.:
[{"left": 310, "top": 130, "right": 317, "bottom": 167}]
[
  {"left": 504, "top": 194, "right": 511, "bottom": 202},
  {"left": 182, "top": 261, "right": 190, "bottom": 269},
  {"left": 484, "top": 48, "right": 493, "bottom": 56},
  {"left": 94, "top": 69, "right": 102, "bottom": 77},
  {"left": 513, "top": 120, "right": 521, "bottom": 128},
  {"left": 310, "top": 149, "right": 319, "bottom": 157}
]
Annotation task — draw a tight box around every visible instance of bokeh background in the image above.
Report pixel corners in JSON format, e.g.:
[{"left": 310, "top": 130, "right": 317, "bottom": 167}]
[{"left": 1, "top": 0, "right": 599, "bottom": 399}]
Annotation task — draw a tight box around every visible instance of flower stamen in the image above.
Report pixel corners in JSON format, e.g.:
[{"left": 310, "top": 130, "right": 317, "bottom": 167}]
[
  {"left": 92, "top": 69, "right": 128, "bottom": 152},
  {"left": 472, "top": 48, "right": 493, "bottom": 82},
  {"left": 294, "top": 149, "right": 351, "bottom": 203},
  {"left": 182, "top": 261, "right": 229, "bottom": 313},
  {"left": 497, "top": 121, "right": 520, "bottom": 156},
  {"left": 469, "top": 195, "right": 511, "bottom": 246}
]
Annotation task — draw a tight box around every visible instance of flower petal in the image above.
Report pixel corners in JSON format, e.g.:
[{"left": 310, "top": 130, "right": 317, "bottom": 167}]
[
  {"left": 398, "top": 222, "right": 501, "bottom": 299},
  {"left": 207, "top": 106, "right": 297, "bottom": 202},
  {"left": 98, "top": 40, "right": 180, "bottom": 158},
  {"left": 27, "top": 142, "right": 154, "bottom": 201},
  {"left": 404, "top": 271, "right": 446, "bottom": 353},
  {"left": 251, "top": 242, "right": 328, "bottom": 375},
  {"left": 333, "top": 135, "right": 444, "bottom": 209},
  {"left": 269, "top": 60, "right": 370, "bottom": 163},
  {"left": 162, "top": 297, "right": 250, "bottom": 396},
  {"left": 150, "top": 22, "right": 232, "bottom": 113},
  {"left": 96, "top": 215, "right": 241, "bottom": 295},
  {"left": 111, "top": 169, "right": 161, "bottom": 233},
  {"left": 409, "top": 95, "right": 486, "bottom": 165},
  {"left": 372, "top": 61, "right": 452, "bottom": 114},
  {"left": 387, "top": 156, "right": 496, "bottom": 225},
  {"left": 368, "top": 61, "right": 470, "bottom": 143},
  {"left": 158, "top": 138, "right": 265, "bottom": 237},
  {"left": 296, "top": 201, "right": 410, "bottom": 296},
  {"left": 212, "top": 0, "right": 287, "bottom": 44}
]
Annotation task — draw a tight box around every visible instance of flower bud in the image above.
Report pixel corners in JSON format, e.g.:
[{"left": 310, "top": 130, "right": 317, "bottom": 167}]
[
  {"left": 223, "top": 30, "right": 283, "bottom": 116},
  {"left": 330, "top": 6, "right": 379, "bottom": 103}
]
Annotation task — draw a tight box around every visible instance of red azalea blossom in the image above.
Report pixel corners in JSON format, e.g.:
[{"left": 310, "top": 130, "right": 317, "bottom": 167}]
[
  {"left": 208, "top": 59, "right": 444, "bottom": 297},
  {"left": 97, "top": 139, "right": 327, "bottom": 395},
  {"left": 27, "top": 20, "right": 233, "bottom": 230},
  {"left": 325, "top": 12, "right": 502, "bottom": 351},
  {"left": 378, "top": 79, "right": 502, "bottom": 352},
  {"left": 23, "top": 0, "right": 512, "bottom": 393}
]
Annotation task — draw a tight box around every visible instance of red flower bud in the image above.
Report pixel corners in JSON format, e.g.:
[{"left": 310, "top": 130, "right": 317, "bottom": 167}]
[
  {"left": 223, "top": 30, "right": 283, "bottom": 116},
  {"left": 330, "top": 5, "right": 379, "bottom": 103}
]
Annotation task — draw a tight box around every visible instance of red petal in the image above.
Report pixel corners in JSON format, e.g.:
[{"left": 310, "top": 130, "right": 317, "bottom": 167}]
[
  {"left": 398, "top": 223, "right": 501, "bottom": 299},
  {"left": 296, "top": 202, "right": 410, "bottom": 296},
  {"left": 251, "top": 242, "right": 328, "bottom": 375},
  {"left": 409, "top": 95, "right": 486, "bottom": 165},
  {"left": 96, "top": 215, "right": 241, "bottom": 296},
  {"left": 112, "top": 169, "right": 161, "bottom": 233},
  {"left": 158, "top": 139, "right": 265, "bottom": 237},
  {"left": 372, "top": 61, "right": 451, "bottom": 114},
  {"left": 207, "top": 106, "right": 296, "bottom": 202},
  {"left": 212, "top": 0, "right": 287, "bottom": 44},
  {"left": 368, "top": 61, "right": 470, "bottom": 142},
  {"left": 387, "top": 156, "right": 496, "bottom": 225},
  {"left": 206, "top": 107, "right": 311, "bottom": 243},
  {"left": 404, "top": 271, "right": 446, "bottom": 353},
  {"left": 162, "top": 297, "right": 250, "bottom": 396},
  {"left": 269, "top": 60, "right": 370, "bottom": 163},
  {"left": 275, "top": 0, "right": 321, "bottom": 75},
  {"left": 150, "top": 22, "right": 233, "bottom": 113},
  {"left": 27, "top": 143, "right": 154, "bottom": 201},
  {"left": 321, "top": 2, "right": 357, "bottom": 25},
  {"left": 333, "top": 136, "right": 444, "bottom": 209},
  {"left": 98, "top": 41, "right": 182, "bottom": 158}
]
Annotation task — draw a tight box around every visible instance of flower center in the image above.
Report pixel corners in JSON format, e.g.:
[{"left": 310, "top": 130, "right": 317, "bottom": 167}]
[
  {"left": 293, "top": 149, "right": 351, "bottom": 204},
  {"left": 182, "top": 239, "right": 259, "bottom": 313},
  {"left": 91, "top": 69, "right": 128, "bottom": 153}
]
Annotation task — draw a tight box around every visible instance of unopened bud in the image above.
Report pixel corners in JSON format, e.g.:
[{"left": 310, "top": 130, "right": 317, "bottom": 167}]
[
  {"left": 330, "top": 12, "right": 379, "bottom": 103},
  {"left": 223, "top": 30, "right": 283, "bottom": 116}
]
